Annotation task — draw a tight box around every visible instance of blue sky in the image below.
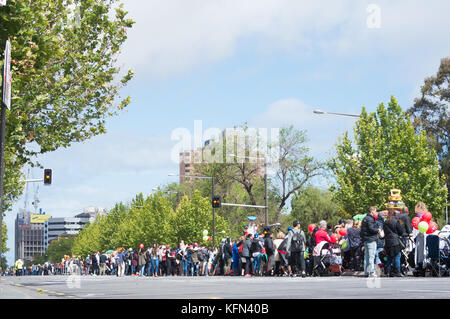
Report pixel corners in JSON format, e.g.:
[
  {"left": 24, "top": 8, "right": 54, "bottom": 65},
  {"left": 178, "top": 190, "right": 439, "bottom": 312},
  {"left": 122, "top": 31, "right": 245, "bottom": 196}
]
[{"left": 5, "top": 0, "right": 450, "bottom": 264}]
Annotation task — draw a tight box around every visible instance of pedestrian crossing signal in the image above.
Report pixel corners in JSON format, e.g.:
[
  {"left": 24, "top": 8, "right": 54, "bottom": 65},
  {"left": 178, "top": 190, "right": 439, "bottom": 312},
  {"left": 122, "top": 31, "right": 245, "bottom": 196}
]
[
  {"left": 212, "top": 195, "right": 221, "bottom": 208},
  {"left": 44, "top": 169, "right": 52, "bottom": 185}
]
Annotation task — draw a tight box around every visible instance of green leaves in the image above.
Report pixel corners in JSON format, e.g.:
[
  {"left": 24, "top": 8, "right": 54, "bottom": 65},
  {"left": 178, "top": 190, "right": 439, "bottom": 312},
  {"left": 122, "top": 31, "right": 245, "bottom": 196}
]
[
  {"left": 330, "top": 96, "right": 447, "bottom": 220},
  {"left": 72, "top": 191, "right": 228, "bottom": 256},
  {"left": 0, "top": 0, "right": 134, "bottom": 212}
]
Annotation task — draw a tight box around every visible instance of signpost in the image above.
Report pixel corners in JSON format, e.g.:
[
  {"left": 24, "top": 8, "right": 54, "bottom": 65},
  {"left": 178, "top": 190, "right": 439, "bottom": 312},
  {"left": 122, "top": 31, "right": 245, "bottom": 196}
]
[
  {"left": 2, "top": 40, "right": 11, "bottom": 110},
  {"left": 0, "top": 37, "right": 11, "bottom": 259}
]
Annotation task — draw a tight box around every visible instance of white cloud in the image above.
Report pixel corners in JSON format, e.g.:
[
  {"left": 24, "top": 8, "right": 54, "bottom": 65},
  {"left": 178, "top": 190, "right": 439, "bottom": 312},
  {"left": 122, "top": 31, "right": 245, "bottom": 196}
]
[
  {"left": 119, "top": 0, "right": 450, "bottom": 81},
  {"left": 251, "top": 98, "right": 356, "bottom": 158}
]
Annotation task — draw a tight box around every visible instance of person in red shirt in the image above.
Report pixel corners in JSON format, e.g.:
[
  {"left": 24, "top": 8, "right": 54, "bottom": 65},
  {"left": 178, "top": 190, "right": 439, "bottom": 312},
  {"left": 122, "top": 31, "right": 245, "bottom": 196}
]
[{"left": 315, "top": 220, "right": 332, "bottom": 245}]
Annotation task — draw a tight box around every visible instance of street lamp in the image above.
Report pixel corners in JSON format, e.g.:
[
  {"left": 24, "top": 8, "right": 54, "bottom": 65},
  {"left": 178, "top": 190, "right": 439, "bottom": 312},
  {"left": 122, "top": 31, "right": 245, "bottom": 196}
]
[
  {"left": 169, "top": 173, "right": 217, "bottom": 247},
  {"left": 313, "top": 109, "right": 360, "bottom": 118},
  {"left": 229, "top": 153, "right": 269, "bottom": 225}
]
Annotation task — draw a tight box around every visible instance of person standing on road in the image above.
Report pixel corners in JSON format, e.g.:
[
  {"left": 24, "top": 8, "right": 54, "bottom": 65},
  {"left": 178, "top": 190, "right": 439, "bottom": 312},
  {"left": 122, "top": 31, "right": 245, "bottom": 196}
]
[
  {"left": 251, "top": 234, "right": 263, "bottom": 276},
  {"left": 150, "top": 242, "right": 160, "bottom": 277},
  {"left": 263, "top": 228, "right": 275, "bottom": 276},
  {"left": 99, "top": 252, "right": 107, "bottom": 276},
  {"left": 241, "top": 233, "right": 253, "bottom": 277},
  {"left": 117, "top": 249, "right": 125, "bottom": 277},
  {"left": 375, "top": 213, "right": 386, "bottom": 271},
  {"left": 131, "top": 250, "right": 138, "bottom": 275},
  {"left": 145, "top": 246, "right": 152, "bottom": 277},
  {"left": 138, "top": 246, "right": 146, "bottom": 276},
  {"left": 124, "top": 249, "right": 131, "bottom": 275},
  {"left": 222, "top": 238, "right": 233, "bottom": 275},
  {"left": 347, "top": 220, "right": 362, "bottom": 271},
  {"left": 285, "top": 220, "right": 307, "bottom": 278},
  {"left": 361, "top": 206, "right": 380, "bottom": 277},
  {"left": 396, "top": 206, "right": 414, "bottom": 251},
  {"left": 383, "top": 209, "right": 407, "bottom": 277}
]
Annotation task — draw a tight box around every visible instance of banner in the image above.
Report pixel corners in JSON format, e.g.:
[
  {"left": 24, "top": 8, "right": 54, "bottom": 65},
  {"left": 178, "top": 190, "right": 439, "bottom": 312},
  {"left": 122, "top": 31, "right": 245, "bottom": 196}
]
[{"left": 30, "top": 214, "right": 52, "bottom": 223}]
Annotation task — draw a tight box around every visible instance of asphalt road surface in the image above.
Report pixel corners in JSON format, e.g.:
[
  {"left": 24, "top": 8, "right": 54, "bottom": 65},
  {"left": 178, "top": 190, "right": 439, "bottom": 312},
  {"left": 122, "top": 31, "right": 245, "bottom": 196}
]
[{"left": 2, "top": 275, "right": 450, "bottom": 299}]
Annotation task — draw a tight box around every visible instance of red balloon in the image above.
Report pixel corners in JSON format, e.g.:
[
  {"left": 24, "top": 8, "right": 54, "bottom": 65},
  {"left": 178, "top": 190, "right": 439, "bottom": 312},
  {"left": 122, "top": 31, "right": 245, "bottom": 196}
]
[
  {"left": 426, "top": 221, "right": 438, "bottom": 234},
  {"left": 330, "top": 234, "right": 339, "bottom": 244},
  {"left": 412, "top": 217, "right": 420, "bottom": 230},
  {"left": 422, "top": 212, "right": 432, "bottom": 222},
  {"left": 139, "top": 244, "right": 144, "bottom": 249},
  {"left": 338, "top": 228, "right": 347, "bottom": 237},
  {"left": 308, "top": 224, "right": 316, "bottom": 233}
]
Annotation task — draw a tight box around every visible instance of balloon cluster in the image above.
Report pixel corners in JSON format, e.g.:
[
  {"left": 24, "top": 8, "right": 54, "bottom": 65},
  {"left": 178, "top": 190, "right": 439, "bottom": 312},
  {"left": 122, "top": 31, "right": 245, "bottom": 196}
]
[
  {"left": 202, "top": 230, "right": 211, "bottom": 242},
  {"left": 412, "top": 211, "right": 438, "bottom": 234}
]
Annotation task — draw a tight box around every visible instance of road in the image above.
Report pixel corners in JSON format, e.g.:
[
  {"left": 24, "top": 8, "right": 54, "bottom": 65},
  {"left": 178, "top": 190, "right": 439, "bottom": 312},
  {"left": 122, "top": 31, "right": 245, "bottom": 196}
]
[{"left": 1, "top": 275, "right": 450, "bottom": 299}]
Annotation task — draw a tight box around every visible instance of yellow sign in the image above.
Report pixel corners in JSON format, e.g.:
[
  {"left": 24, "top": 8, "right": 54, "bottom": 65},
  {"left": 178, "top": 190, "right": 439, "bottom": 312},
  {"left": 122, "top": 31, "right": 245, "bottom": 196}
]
[{"left": 30, "top": 214, "right": 51, "bottom": 223}]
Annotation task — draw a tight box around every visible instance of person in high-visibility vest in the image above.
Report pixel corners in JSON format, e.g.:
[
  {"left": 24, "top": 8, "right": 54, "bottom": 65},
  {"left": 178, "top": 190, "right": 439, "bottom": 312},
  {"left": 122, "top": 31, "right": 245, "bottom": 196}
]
[{"left": 15, "top": 259, "right": 24, "bottom": 276}]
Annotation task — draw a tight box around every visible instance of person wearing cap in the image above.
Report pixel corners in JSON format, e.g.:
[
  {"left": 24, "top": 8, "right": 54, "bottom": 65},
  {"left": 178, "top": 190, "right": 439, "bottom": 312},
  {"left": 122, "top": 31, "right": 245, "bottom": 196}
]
[
  {"left": 250, "top": 233, "right": 264, "bottom": 276},
  {"left": 285, "top": 220, "right": 307, "bottom": 277}
]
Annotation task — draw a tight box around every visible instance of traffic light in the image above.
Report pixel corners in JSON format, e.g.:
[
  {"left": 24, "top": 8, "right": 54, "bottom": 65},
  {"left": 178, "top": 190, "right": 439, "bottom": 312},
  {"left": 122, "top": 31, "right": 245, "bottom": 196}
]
[
  {"left": 44, "top": 169, "right": 52, "bottom": 185},
  {"left": 212, "top": 195, "right": 221, "bottom": 208}
]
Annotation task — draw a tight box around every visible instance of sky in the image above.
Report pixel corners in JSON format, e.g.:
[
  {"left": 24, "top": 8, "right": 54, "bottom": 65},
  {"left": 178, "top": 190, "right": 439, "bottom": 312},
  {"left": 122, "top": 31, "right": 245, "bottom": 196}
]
[{"left": 4, "top": 0, "right": 450, "bottom": 264}]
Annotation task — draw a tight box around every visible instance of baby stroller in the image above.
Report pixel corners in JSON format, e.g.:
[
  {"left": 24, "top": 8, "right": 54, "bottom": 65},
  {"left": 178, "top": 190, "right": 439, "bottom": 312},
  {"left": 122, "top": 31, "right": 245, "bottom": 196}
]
[
  {"left": 400, "top": 237, "right": 415, "bottom": 276},
  {"left": 312, "top": 241, "right": 343, "bottom": 277},
  {"left": 425, "top": 234, "right": 449, "bottom": 277}
]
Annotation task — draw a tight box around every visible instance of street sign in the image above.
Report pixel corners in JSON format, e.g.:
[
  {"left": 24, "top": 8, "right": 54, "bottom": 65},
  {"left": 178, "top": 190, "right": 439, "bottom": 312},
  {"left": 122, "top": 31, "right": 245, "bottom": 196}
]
[{"left": 2, "top": 40, "right": 11, "bottom": 110}]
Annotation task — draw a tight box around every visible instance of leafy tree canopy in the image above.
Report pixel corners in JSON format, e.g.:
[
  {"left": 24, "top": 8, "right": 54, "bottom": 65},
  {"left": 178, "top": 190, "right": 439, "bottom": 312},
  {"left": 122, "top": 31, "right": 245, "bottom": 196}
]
[{"left": 330, "top": 96, "right": 447, "bottom": 220}]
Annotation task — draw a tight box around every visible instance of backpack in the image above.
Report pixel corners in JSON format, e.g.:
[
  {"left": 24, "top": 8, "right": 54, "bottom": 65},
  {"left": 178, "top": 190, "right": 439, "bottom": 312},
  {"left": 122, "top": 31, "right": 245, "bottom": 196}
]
[
  {"left": 198, "top": 250, "right": 204, "bottom": 262},
  {"left": 251, "top": 239, "right": 261, "bottom": 254},
  {"left": 291, "top": 231, "right": 304, "bottom": 252}
]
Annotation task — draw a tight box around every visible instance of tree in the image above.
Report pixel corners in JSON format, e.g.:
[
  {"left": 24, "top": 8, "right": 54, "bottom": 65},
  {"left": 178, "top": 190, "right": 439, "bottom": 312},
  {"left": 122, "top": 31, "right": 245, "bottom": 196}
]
[
  {"left": 330, "top": 96, "right": 447, "bottom": 219},
  {"left": 290, "top": 185, "right": 342, "bottom": 228},
  {"left": 0, "top": 0, "right": 134, "bottom": 246},
  {"left": 172, "top": 190, "right": 227, "bottom": 246},
  {"left": 271, "top": 126, "right": 325, "bottom": 222},
  {"left": 0, "top": 0, "right": 134, "bottom": 163},
  {"left": 46, "top": 236, "right": 75, "bottom": 263},
  {"left": 408, "top": 57, "right": 450, "bottom": 187}
]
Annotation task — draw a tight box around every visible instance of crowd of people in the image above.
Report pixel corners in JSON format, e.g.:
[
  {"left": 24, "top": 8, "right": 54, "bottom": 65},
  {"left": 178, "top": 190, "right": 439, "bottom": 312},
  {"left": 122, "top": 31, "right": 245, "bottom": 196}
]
[{"left": 8, "top": 201, "right": 450, "bottom": 278}]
